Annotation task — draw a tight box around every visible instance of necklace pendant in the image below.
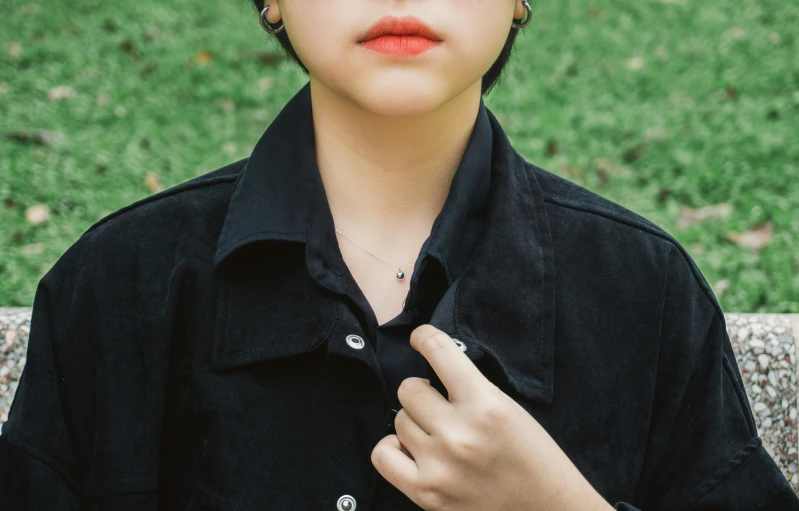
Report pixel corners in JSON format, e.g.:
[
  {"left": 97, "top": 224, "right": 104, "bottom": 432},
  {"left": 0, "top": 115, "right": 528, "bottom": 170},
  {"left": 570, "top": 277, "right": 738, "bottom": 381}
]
[{"left": 396, "top": 270, "right": 405, "bottom": 280}]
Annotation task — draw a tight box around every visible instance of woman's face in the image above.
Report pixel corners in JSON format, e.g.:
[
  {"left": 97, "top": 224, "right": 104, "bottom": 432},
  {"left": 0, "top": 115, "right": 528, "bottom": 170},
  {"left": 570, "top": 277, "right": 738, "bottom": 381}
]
[{"left": 272, "top": 0, "right": 523, "bottom": 116}]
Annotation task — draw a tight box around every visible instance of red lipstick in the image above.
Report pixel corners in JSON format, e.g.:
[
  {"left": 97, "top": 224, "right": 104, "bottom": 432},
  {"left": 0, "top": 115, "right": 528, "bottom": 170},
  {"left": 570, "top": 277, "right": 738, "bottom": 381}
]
[{"left": 358, "top": 16, "right": 442, "bottom": 56}]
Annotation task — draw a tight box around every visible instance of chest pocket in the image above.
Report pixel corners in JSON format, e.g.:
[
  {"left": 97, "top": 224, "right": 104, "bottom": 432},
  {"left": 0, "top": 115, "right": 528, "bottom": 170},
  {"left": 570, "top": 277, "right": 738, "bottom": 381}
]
[
  {"left": 162, "top": 354, "right": 383, "bottom": 508},
  {"left": 159, "top": 474, "right": 240, "bottom": 511}
]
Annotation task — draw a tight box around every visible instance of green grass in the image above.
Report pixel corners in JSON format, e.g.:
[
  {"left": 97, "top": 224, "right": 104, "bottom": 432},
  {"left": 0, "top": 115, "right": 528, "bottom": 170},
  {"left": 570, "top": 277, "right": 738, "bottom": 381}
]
[{"left": 1, "top": 0, "right": 797, "bottom": 312}]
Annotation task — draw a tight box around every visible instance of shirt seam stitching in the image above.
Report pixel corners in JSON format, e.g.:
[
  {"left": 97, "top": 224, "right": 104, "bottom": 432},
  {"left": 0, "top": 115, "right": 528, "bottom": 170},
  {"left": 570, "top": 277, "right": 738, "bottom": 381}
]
[
  {"left": 683, "top": 436, "right": 763, "bottom": 509},
  {"left": 2, "top": 435, "right": 85, "bottom": 496},
  {"left": 542, "top": 194, "right": 726, "bottom": 344},
  {"left": 634, "top": 244, "right": 676, "bottom": 504},
  {"left": 82, "top": 172, "right": 241, "bottom": 239}
]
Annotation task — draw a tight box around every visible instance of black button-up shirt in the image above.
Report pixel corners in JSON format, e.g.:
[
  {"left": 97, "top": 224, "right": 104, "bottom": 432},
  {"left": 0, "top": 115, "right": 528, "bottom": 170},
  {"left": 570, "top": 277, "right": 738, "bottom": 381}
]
[
  {"left": 222, "top": 87, "right": 492, "bottom": 508},
  {"left": 305, "top": 92, "right": 492, "bottom": 414},
  {"left": 2, "top": 81, "right": 798, "bottom": 510}
]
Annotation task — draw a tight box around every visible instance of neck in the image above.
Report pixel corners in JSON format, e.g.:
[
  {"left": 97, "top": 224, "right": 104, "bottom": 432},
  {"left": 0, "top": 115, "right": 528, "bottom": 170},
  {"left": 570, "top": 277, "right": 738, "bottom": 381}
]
[{"left": 310, "top": 76, "right": 483, "bottom": 256}]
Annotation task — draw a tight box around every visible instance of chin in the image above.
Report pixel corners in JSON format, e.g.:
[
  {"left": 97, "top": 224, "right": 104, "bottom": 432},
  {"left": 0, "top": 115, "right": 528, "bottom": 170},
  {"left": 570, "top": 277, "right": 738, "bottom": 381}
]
[{"left": 348, "top": 77, "right": 456, "bottom": 118}]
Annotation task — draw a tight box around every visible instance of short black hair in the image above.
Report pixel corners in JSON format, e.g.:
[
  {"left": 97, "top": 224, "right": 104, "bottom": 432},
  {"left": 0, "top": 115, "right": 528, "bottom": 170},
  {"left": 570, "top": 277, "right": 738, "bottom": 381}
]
[{"left": 247, "top": 0, "right": 524, "bottom": 96}]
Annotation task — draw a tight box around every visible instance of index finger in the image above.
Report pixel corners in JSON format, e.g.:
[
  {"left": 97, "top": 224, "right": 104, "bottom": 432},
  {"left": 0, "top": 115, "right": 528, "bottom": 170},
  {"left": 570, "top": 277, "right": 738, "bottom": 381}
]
[{"left": 409, "top": 324, "right": 483, "bottom": 403}]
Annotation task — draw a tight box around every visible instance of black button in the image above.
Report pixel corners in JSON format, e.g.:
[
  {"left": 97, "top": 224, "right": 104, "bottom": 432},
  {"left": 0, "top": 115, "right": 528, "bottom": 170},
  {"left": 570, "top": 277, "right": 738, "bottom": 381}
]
[{"left": 386, "top": 408, "right": 399, "bottom": 435}]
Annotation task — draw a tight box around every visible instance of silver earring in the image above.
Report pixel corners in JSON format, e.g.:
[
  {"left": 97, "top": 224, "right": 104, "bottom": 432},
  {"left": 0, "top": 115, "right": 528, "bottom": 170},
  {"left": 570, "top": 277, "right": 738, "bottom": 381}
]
[
  {"left": 511, "top": 1, "right": 532, "bottom": 29},
  {"left": 260, "top": 5, "right": 285, "bottom": 34}
]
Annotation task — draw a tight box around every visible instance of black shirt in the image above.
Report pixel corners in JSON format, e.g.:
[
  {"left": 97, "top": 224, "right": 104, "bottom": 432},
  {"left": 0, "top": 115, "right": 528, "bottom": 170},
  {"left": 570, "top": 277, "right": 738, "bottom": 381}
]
[
  {"left": 310, "top": 98, "right": 491, "bottom": 410},
  {"left": 2, "top": 81, "right": 798, "bottom": 510},
  {"left": 303, "top": 87, "right": 490, "bottom": 510}
]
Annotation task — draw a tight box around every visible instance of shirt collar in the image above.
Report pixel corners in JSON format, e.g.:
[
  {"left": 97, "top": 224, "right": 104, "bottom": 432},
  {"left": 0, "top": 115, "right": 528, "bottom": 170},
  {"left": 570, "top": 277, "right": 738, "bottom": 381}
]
[
  {"left": 214, "top": 81, "right": 491, "bottom": 285},
  {"left": 211, "top": 82, "right": 556, "bottom": 406}
]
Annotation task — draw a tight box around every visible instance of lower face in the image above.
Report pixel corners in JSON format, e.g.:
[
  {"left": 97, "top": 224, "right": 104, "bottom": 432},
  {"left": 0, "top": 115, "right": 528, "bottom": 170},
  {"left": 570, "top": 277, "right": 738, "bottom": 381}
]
[{"left": 278, "top": 0, "right": 518, "bottom": 116}]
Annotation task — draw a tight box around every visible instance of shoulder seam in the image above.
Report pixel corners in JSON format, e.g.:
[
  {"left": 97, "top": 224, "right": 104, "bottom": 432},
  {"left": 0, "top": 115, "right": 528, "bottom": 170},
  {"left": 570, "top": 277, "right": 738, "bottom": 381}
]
[
  {"left": 542, "top": 192, "right": 726, "bottom": 330},
  {"left": 81, "top": 172, "right": 240, "bottom": 238}
]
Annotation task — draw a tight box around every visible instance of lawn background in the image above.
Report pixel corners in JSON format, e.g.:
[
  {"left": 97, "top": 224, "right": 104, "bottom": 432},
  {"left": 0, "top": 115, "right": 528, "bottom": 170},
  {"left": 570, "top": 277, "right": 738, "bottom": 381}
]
[{"left": 1, "top": 0, "right": 797, "bottom": 312}]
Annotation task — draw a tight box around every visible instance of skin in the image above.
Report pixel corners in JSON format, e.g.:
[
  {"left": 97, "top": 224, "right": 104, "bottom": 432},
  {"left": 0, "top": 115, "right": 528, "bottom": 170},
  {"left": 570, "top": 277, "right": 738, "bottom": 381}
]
[
  {"left": 263, "top": 2, "right": 615, "bottom": 509},
  {"left": 376, "top": 325, "right": 616, "bottom": 510},
  {"left": 263, "top": 0, "right": 525, "bottom": 326}
]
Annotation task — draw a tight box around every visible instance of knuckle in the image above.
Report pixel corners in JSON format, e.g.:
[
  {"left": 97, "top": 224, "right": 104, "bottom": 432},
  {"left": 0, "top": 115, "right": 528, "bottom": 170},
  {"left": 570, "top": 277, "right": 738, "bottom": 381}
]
[
  {"left": 397, "top": 377, "right": 421, "bottom": 398},
  {"left": 370, "top": 444, "right": 386, "bottom": 468},
  {"left": 397, "top": 378, "right": 411, "bottom": 397},
  {"left": 416, "top": 483, "right": 446, "bottom": 511},
  {"left": 480, "top": 400, "right": 509, "bottom": 427},
  {"left": 446, "top": 429, "right": 481, "bottom": 461},
  {"left": 424, "top": 333, "right": 452, "bottom": 352}
]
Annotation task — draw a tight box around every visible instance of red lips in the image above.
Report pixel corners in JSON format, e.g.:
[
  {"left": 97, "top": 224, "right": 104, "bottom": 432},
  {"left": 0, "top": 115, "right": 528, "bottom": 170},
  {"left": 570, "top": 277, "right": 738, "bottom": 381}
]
[
  {"left": 358, "top": 16, "right": 442, "bottom": 56},
  {"left": 359, "top": 16, "right": 441, "bottom": 43}
]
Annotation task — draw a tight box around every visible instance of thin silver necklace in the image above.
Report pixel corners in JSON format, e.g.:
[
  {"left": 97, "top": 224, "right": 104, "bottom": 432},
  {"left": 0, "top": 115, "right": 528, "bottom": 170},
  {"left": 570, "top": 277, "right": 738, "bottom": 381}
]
[{"left": 334, "top": 227, "right": 416, "bottom": 281}]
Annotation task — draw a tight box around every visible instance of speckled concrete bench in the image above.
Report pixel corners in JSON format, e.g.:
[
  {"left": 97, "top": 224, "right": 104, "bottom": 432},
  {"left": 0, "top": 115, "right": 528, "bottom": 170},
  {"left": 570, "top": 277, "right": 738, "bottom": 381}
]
[{"left": 1, "top": 308, "right": 798, "bottom": 493}]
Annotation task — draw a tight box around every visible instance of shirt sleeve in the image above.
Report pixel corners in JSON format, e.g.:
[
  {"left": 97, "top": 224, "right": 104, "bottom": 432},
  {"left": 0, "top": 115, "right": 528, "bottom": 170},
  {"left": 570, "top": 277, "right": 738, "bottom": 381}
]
[
  {"left": 611, "top": 243, "right": 799, "bottom": 510},
  {"left": 1, "top": 226, "right": 167, "bottom": 509},
  {"left": 0, "top": 245, "right": 87, "bottom": 508}
]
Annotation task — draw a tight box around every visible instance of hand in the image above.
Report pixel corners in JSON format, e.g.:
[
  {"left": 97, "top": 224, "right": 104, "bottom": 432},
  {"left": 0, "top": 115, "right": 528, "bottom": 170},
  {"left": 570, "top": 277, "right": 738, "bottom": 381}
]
[{"left": 371, "top": 324, "right": 613, "bottom": 511}]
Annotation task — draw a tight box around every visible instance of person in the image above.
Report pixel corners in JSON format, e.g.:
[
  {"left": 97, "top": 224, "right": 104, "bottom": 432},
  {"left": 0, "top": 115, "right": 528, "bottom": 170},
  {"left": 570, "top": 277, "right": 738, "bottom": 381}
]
[{"left": 1, "top": 0, "right": 797, "bottom": 509}]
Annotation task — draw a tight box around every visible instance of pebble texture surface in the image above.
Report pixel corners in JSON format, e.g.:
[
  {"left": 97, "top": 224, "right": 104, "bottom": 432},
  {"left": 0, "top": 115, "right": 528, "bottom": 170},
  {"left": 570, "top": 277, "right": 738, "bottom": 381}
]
[{"left": 1, "top": 307, "right": 798, "bottom": 493}]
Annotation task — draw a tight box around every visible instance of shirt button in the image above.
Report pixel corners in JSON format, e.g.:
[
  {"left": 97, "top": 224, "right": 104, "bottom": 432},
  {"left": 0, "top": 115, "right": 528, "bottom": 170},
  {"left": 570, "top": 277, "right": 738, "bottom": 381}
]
[
  {"left": 452, "top": 337, "right": 467, "bottom": 352},
  {"left": 337, "top": 494, "right": 357, "bottom": 510},
  {"left": 345, "top": 334, "right": 365, "bottom": 350}
]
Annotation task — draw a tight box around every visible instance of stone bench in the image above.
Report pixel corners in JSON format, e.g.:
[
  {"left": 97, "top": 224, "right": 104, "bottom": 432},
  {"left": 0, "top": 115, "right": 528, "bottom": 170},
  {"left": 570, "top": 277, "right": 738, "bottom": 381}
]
[{"left": 1, "top": 308, "right": 797, "bottom": 493}]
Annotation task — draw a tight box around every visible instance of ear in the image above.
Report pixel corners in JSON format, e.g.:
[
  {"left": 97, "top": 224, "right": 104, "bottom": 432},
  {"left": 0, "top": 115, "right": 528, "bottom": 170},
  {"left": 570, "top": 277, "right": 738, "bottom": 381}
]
[
  {"left": 514, "top": 1, "right": 526, "bottom": 21},
  {"left": 265, "top": 1, "right": 281, "bottom": 25}
]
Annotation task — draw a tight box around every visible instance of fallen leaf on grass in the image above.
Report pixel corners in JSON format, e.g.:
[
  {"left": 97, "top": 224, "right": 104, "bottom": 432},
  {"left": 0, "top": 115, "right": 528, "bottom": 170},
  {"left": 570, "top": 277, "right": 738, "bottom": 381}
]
[
  {"left": 627, "top": 56, "right": 645, "bottom": 70},
  {"left": 6, "top": 41, "right": 22, "bottom": 59},
  {"left": 645, "top": 127, "right": 668, "bottom": 141},
  {"left": 219, "top": 99, "right": 236, "bottom": 113},
  {"left": 690, "top": 242, "right": 705, "bottom": 255},
  {"left": 6, "top": 129, "right": 67, "bottom": 146},
  {"left": 48, "top": 85, "right": 76, "bottom": 101},
  {"left": 119, "top": 39, "right": 141, "bottom": 60},
  {"left": 194, "top": 50, "right": 213, "bottom": 63},
  {"left": 145, "top": 172, "right": 163, "bottom": 193},
  {"left": 712, "top": 279, "right": 731, "bottom": 296},
  {"left": 729, "top": 222, "right": 774, "bottom": 251},
  {"left": 723, "top": 27, "right": 746, "bottom": 40},
  {"left": 25, "top": 203, "right": 50, "bottom": 225},
  {"left": 257, "top": 77, "right": 274, "bottom": 92},
  {"left": 19, "top": 4, "right": 41, "bottom": 15},
  {"left": 621, "top": 143, "right": 645, "bottom": 163},
  {"left": 676, "top": 203, "right": 733, "bottom": 229},
  {"left": 144, "top": 25, "right": 160, "bottom": 42},
  {"left": 561, "top": 164, "right": 583, "bottom": 179},
  {"left": 657, "top": 187, "right": 672, "bottom": 204},
  {"left": 20, "top": 242, "right": 45, "bottom": 256}
]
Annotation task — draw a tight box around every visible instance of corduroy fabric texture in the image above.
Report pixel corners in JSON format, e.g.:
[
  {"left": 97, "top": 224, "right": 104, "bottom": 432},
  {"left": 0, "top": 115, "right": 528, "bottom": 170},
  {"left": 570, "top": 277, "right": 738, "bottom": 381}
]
[{"left": 1, "top": 82, "right": 796, "bottom": 510}]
